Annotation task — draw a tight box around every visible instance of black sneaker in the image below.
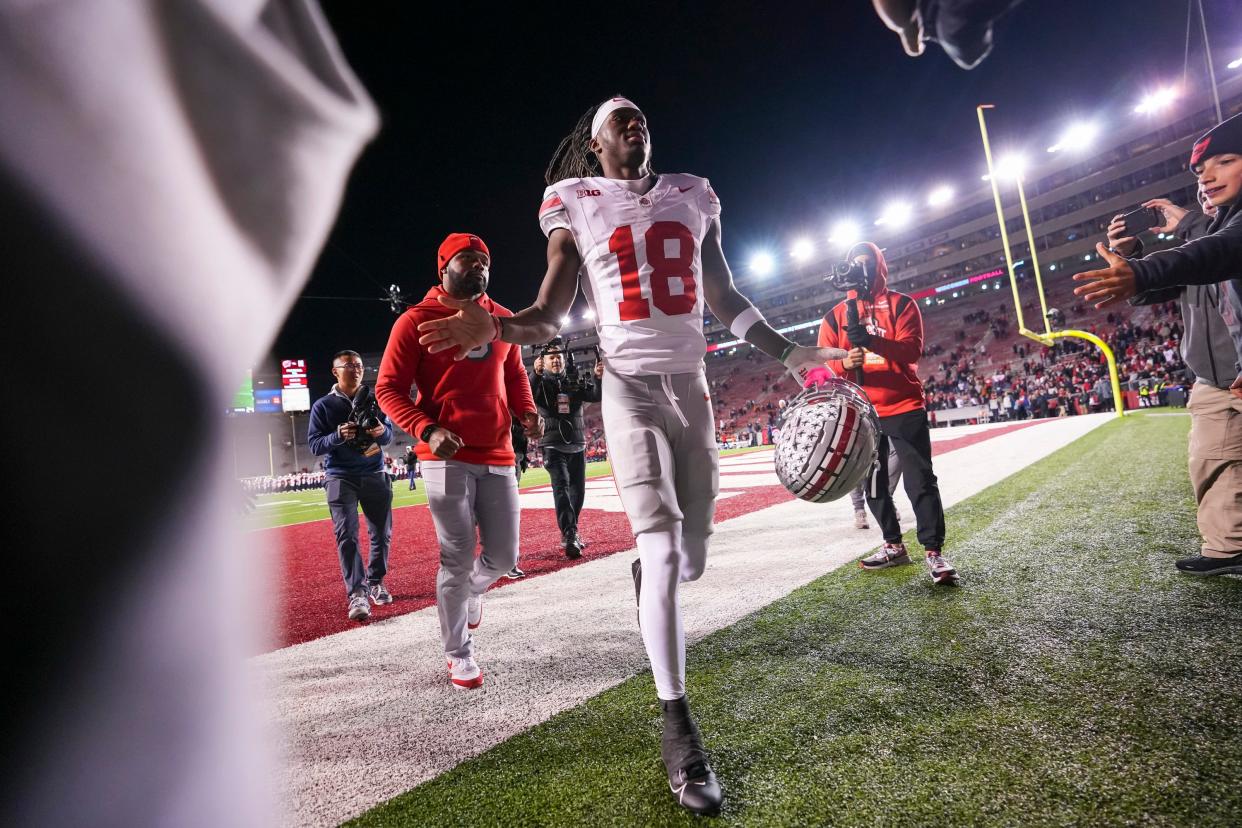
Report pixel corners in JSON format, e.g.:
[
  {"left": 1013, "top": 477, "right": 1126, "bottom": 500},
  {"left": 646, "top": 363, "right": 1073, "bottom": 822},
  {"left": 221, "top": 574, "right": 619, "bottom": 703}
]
[
  {"left": 368, "top": 582, "right": 393, "bottom": 605},
  {"left": 632, "top": 558, "right": 642, "bottom": 628},
  {"left": 660, "top": 697, "right": 723, "bottom": 816},
  {"left": 574, "top": 531, "right": 588, "bottom": 548},
  {"left": 563, "top": 536, "right": 583, "bottom": 560},
  {"left": 1175, "top": 553, "right": 1242, "bottom": 576},
  {"left": 504, "top": 565, "right": 526, "bottom": 579}
]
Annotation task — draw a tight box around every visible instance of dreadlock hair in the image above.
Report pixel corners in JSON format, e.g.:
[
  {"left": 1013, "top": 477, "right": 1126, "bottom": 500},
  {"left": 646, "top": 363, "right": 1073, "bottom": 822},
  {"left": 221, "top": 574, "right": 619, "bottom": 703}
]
[
  {"left": 544, "top": 98, "right": 654, "bottom": 186},
  {"left": 544, "top": 103, "right": 601, "bottom": 185}
]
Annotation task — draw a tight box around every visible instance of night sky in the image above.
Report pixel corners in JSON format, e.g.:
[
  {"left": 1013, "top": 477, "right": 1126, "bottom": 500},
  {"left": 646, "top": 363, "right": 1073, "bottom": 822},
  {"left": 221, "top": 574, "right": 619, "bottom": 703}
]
[{"left": 274, "top": 0, "right": 1229, "bottom": 397}]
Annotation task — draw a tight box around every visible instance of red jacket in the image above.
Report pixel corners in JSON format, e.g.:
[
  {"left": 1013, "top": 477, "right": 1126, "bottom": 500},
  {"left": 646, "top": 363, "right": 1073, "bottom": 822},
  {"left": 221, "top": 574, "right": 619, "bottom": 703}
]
[
  {"left": 376, "top": 287, "right": 535, "bottom": 466},
  {"left": 817, "top": 242, "right": 925, "bottom": 418}
]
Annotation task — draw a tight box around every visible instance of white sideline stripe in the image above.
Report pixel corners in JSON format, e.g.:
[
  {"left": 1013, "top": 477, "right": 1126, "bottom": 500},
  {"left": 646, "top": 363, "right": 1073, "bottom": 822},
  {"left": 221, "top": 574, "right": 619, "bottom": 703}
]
[{"left": 255, "top": 414, "right": 1112, "bottom": 827}]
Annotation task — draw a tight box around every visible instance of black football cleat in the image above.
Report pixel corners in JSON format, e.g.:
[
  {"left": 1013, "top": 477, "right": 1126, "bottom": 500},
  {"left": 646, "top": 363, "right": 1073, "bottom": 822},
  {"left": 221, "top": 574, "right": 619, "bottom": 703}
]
[
  {"left": 632, "top": 558, "right": 642, "bottom": 629},
  {"left": 661, "top": 696, "right": 723, "bottom": 816}
]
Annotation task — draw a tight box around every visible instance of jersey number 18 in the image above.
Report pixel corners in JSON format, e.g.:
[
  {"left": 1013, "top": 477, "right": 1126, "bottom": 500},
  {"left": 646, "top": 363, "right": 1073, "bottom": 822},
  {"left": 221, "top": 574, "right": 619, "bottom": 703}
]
[{"left": 607, "top": 221, "right": 697, "bottom": 321}]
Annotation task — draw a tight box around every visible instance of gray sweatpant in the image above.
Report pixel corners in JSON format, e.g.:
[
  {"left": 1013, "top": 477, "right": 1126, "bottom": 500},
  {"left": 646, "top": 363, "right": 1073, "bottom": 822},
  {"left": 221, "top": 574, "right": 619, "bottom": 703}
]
[
  {"left": 850, "top": 441, "right": 902, "bottom": 510},
  {"left": 422, "top": 459, "right": 520, "bottom": 659}
]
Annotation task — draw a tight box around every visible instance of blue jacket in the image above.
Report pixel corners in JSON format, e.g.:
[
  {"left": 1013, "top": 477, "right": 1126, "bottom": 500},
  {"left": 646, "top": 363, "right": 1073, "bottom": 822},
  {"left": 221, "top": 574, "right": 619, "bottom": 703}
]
[{"left": 308, "top": 386, "right": 394, "bottom": 477}]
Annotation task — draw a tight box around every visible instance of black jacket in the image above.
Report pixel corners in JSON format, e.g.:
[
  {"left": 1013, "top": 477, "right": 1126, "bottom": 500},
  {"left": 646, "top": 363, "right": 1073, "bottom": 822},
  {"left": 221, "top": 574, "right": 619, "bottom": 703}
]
[
  {"left": 531, "top": 370, "right": 602, "bottom": 451},
  {"left": 1130, "top": 210, "right": 1239, "bottom": 388},
  {"left": 1129, "top": 202, "right": 1242, "bottom": 376}
]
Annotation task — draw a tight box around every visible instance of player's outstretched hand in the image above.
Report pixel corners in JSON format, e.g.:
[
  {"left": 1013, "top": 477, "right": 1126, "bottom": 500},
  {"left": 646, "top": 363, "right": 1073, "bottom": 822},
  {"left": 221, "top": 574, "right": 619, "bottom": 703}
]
[
  {"left": 782, "top": 345, "right": 848, "bottom": 386},
  {"left": 1072, "top": 243, "right": 1137, "bottom": 309},
  {"left": 417, "top": 296, "right": 494, "bottom": 359}
]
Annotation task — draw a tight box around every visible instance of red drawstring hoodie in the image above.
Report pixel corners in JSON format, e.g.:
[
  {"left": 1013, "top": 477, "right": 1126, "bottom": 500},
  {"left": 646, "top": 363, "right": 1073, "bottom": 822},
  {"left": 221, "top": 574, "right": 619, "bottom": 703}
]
[
  {"left": 817, "top": 242, "right": 926, "bottom": 418},
  {"left": 376, "top": 286, "right": 535, "bottom": 465}
]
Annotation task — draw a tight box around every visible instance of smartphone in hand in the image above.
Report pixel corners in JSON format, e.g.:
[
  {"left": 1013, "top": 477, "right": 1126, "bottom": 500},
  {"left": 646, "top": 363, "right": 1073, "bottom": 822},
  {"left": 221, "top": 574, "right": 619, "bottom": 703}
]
[{"left": 1120, "top": 205, "right": 1162, "bottom": 237}]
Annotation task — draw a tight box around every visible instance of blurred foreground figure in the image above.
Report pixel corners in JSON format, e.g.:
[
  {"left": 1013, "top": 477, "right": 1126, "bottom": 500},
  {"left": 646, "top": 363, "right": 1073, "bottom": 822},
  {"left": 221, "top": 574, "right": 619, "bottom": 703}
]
[
  {"left": 871, "top": 0, "right": 1024, "bottom": 69},
  {"left": 0, "top": 1, "right": 376, "bottom": 824}
]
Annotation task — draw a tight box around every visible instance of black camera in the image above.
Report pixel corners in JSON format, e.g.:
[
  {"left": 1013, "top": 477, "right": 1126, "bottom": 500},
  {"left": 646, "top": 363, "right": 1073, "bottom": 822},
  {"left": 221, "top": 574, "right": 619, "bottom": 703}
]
[
  {"left": 346, "top": 384, "right": 384, "bottom": 453},
  {"left": 538, "top": 338, "right": 598, "bottom": 389},
  {"left": 829, "top": 258, "right": 872, "bottom": 293}
]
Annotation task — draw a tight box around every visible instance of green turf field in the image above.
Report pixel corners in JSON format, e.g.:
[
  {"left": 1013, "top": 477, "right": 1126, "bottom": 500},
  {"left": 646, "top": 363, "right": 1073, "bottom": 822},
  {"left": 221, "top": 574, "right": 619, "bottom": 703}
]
[
  {"left": 347, "top": 412, "right": 1242, "bottom": 826},
  {"left": 243, "top": 445, "right": 773, "bottom": 530}
]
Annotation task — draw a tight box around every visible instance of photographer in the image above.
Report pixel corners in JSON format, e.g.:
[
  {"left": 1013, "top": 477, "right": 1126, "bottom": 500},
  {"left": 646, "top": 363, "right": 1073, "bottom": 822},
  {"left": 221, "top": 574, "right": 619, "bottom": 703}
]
[
  {"left": 818, "top": 242, "right": 957, "bottom": 585},
  {"left": 532, "top": 340, "right": 604, "bottom": 558},
  {"left": 308, "top": 350, "right": 395, "bottom": 622}
]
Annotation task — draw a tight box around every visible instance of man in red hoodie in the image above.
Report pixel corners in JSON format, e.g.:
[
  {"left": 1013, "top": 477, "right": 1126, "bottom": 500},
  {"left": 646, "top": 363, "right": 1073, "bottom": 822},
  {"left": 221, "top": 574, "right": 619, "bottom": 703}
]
[
  {"left": 818, "top": 242, "right": 958, "bottom": 584},
  {"left": 376, "top": 232, "right": 541, "bottom": 690}
]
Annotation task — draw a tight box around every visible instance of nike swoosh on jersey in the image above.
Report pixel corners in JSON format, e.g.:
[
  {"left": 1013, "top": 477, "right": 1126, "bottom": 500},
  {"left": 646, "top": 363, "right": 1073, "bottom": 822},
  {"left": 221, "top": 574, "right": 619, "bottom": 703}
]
[{"left": 678, "top": 186, "right": 694, "bottom": 193}]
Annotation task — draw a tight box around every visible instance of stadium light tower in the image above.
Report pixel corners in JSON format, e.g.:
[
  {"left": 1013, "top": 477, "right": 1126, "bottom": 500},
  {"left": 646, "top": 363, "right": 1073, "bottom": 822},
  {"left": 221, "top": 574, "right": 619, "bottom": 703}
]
[
  {"left": 749, "top": 251, "right": 775, "bottom": 276},
  {"left": 790, "top": 238, "right": 814, "bottom": 262},
  {"left": 1047, "top": 121, "right": 1098, "bottom": 153},
  {"left": 1133, "top": 87, "right": 1177, "bottom": 114},
  {"left": 828, "top": 220, "right": 861, "bottom": 248},
  {"left": 875, "top": 201, "right": 913, "bottom": 227},
  {"left": 1230, "top": 56, "right": 1242, "bottom": 70},
  {"left": 927, "top": 184, "right": 954, "bottom": 206}
]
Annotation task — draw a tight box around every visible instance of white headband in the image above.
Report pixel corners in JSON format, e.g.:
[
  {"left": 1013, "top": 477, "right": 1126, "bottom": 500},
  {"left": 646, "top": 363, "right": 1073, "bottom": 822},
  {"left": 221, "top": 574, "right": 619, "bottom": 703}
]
[{"left": 591, "top": 97, "right": 642, "bottom": 138}]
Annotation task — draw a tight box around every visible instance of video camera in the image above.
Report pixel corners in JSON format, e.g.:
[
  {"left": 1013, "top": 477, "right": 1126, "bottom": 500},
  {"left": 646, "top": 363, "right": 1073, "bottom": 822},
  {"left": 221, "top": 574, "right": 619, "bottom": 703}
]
[
  {"left": 828, "top": 258, "right": 873, "bottom": 294},
  {"left": 346, "top": 384, "right": 384, "bottom": 455},
  {"left": 538, "top": 336, "right": 600, "bottom": 389}
]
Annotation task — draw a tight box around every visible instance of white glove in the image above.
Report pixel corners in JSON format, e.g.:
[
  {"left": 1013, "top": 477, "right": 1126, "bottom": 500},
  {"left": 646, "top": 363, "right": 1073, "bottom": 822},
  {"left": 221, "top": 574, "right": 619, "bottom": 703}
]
[{"left": 782, "top": 345, "right": 848, "bottom": 386}]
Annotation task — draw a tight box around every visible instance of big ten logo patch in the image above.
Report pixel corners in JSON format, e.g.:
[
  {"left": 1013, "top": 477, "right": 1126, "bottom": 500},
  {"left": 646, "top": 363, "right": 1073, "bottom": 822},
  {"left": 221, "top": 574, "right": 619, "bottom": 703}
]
[
  {"left": 576, "top": 188, "right": 602, "bottom": 199},
  {"left": 466, "top": 343, "right": 491, "bottom": 360}
]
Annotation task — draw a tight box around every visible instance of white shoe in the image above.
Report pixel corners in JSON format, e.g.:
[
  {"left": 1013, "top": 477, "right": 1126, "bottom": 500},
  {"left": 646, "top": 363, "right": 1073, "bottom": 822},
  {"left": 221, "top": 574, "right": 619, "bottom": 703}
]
[
  {"left": 467, "top": 593, "right": 482, "bottom": 630},
  {"left": 347, "top": 592, "right": 370, "bottom": 621},
  {"left": 446, "top": 655, "right": 483, "bottom": 690},
  {"left": 853, "top": 509, "right": 870, "bottom": 530},
  {"left": 926, "top": 551, "right": 960, "bottom": 585}
]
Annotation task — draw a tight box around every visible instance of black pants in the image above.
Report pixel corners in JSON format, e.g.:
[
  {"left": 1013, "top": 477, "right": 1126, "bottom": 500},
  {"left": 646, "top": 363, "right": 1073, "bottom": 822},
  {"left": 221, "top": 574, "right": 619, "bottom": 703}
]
[
  {"left": 326, "top": 473, "right": 393, "bottom": 596},
  {"left": 543, "top": 447, "right": 586, "bottom": 540},
  {"left": 865, "top": 409, "right": 946, "bottom": 550}
]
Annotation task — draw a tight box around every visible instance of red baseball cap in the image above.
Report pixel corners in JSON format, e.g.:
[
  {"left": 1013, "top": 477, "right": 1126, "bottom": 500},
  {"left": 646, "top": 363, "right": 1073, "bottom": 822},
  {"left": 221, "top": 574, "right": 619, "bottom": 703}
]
[{"left": 437, "top": 232, "right": 490, "bottom": 276}]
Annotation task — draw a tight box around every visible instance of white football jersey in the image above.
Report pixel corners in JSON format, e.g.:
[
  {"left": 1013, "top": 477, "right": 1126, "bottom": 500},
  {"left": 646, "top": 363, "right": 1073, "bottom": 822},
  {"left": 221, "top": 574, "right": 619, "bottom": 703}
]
[{"left": 539, "top": 173, "right": 721, "bottom": 375}]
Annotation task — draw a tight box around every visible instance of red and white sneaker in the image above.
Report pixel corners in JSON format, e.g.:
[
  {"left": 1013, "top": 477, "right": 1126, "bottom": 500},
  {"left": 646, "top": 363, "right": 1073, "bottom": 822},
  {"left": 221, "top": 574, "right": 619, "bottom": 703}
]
[
  {"left": 860, "top": 543, "right": 911, "bottom": 570},
  {"left": 925, "top": 550, "right": 959, "bottom": 584},
  {"left": 467, "top": 593, "right": 482, "bottom": 630},
  {"left": 446, "top": 655, "right": 483, "bottom": 690}
]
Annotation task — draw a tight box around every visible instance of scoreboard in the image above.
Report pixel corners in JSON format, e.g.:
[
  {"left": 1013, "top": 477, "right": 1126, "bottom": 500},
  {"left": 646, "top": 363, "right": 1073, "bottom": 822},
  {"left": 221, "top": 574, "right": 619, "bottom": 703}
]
[{"left": 281, "top": 359, "right": 310, "bottom": 412}]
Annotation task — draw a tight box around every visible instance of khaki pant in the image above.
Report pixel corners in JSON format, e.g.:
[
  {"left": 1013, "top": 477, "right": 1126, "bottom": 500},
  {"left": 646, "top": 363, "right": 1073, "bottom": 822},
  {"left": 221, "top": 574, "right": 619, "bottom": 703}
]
[{"left": 1187, "top": 381, "right": 1242, "bottom": 555}]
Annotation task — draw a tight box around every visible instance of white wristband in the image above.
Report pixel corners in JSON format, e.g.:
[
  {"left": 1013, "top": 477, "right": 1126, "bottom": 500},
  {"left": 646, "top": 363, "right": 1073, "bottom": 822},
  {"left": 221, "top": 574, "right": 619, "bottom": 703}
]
[{"left": 729, "top": 306, "right": 765, "bottom": 340}]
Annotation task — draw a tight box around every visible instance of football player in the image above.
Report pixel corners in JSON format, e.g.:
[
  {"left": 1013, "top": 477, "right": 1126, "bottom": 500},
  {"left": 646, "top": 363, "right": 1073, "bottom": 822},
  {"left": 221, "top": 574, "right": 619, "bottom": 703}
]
[{"left": 416, "top": 95, "right": 843, "bottom": 816}]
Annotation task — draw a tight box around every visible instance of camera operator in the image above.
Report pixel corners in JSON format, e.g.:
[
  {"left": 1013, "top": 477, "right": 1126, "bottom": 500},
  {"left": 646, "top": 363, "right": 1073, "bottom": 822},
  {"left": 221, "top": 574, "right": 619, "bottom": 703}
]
[
  {"left": 531, "top": 340, "right": 604, "bottom": 558},
  {"left": 308, "top": 350, "right": 395, "bottom": 622},
  {"left": 817, "top": 242, "right": 957, "bottom": 584}
]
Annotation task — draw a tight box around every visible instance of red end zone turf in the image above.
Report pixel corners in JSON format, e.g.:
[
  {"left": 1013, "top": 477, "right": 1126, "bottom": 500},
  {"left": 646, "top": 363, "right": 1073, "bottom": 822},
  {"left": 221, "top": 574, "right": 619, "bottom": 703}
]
[{"left": 262, "top": 421, "right": 1043, "bottom": 652}]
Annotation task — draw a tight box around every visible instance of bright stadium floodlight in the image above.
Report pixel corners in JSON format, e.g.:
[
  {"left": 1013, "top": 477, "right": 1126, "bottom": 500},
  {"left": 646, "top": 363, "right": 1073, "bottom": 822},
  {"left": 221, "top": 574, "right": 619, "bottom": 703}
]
[
  {"left": 561, "top": 315, "right": 572, "bottom": 325},
  {"left": 1134, "top": 87, "right": 1177, "bottom": 114},
  {"left": 750, "top": 251, "right": 775, "bottom": 276},
  {"left": 828, "top": 220, "right": 862, "bottom": 248},
  {"left": 790, "top": 238, "right": 815, "bottom": 262},
  {"left": 1047, "top": 121, "right": 1099, "bottom": 153},
  {"left": 875, "top": 201, "right": 913, "bottom": 227},
  {"left": 1230, "top": 56, "right": 1242, "bottom": 70},
  {"left": 993, "top": 154, "right": 1027, "bottom": 180},
  {"left": 582, "top": 308, "right": 596, "bottom": 321},
  {"left": 927, "top": 184, "right": 955, "bottom": 207}
]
